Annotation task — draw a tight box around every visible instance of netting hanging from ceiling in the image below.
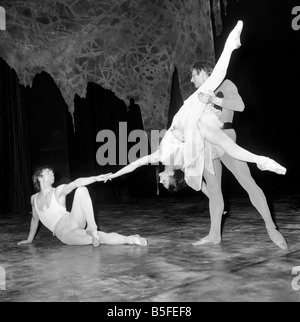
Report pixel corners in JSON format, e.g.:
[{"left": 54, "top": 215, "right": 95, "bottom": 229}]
[{"left": 0, "top": 0, "right": 231, "bottom": 131}]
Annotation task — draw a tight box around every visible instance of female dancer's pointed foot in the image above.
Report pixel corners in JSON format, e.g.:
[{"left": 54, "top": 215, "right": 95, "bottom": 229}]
[
  {"left": 257, "top": 156, "right": 287, "bottom": 175},
  {"left": 226, "top": 20, "right": 243, "bottom": 50},
  {"left": 192, "top": 236, "right": 221, "bottom": 246},
  {"left": 86, "top": 229, "right": 100, "bottom": 247},
  {"left": 267, "top": 228, "right": 288, "bottom": 250},
  {"left": 127, "top": 234, "right": 148, "bottom": 247}
]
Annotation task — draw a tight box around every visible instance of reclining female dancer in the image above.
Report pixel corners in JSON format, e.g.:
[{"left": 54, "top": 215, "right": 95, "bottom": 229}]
[
  {"left": 102, "top": 21, "right": 286, "bottom": 191},
  {"left": 18, "top": 166, "right": 147, "bottom": 247}
]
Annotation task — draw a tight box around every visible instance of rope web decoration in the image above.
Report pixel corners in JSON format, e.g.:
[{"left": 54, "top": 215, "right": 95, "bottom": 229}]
[{"left": 0, "top": 0, "right": 229, "bottom": 131}]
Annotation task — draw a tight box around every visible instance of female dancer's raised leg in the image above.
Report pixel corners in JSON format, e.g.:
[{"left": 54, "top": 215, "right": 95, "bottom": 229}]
[
  {"left": 183, "top": 21, "right": 244, "bottom": 116},
  {"left": 185, "top": 21, "right": 286, "bottom": 175},
  {"left": 198, "top": 21, "right": 243, "bottom": 93}
]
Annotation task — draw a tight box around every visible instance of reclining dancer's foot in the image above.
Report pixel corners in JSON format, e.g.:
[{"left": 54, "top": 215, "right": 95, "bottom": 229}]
[
  {"left": 127, "top": 234, "right": 148, "bottom": 247},
  {"left": 257, "top": 156, "right": 287, "bottom": 175},
  {"left": 267, "top": 228, "right": 288, "bottom": 250},
  {"left": 225, "top": 20, "right": 243, "bottom": 51},
  {"left": 87, "top": 229, "right": 101, "bottom": 247},
  {"left": 192, "top": 235, "right": 221, "bottom": 246}
]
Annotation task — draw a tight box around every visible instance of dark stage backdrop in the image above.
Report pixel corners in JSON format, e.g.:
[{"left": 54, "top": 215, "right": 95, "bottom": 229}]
[
  {"left": 0, "top": 60, "right": 158, "bottom": 214},
  {"left": 1, "top": 0, "right": 300, "bottom": 215},
  {"left": 0, "top": 58, "right": 32, "bottom": 213},
  {"left": 211, "top": 0, "right": 300, "bottom": 197},
  {"left": 26, "top": 72, "right": 158, "bottom": 209},
  {"left": 26, "top": 72, "right": 71, "bottom": 186},
  {"left": 70, "top": 82, "right": 157, "bottom": 205}
]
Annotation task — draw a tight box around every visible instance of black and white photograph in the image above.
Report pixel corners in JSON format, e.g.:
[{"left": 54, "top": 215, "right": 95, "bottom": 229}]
[{"left": 0, "top": 0, "right": 300, "bottom": 306}]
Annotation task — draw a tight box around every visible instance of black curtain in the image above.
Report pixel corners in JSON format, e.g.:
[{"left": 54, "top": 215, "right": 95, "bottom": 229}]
[
  {"left": 126, "top": 98, "right": 157, "bottom": 198},
  {"left": 0, "top": 58, "right": 31, "bottom": 213},
  {"left": 26, "top": 72, "right": 71, "bottom": 185},
  {"left": 213, "top": 0, "right": 300, "bottom": 195},
  {"left": 69, "top": 82, "right": 126, "bottom": 204},
  {"left": 167, "top": 67, "right": 184, "bottom": 129},
  {"left": 69, "top": 82, "right": 157, "bottom": 204}
]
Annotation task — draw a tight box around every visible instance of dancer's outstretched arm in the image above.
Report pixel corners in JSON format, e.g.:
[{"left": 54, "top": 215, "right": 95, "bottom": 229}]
[
  {"left": 103, "top": 150, "right": 160, "bottom": 181},
  {"left": 57, "top": 175, "right": 107, "bottom": 197}
]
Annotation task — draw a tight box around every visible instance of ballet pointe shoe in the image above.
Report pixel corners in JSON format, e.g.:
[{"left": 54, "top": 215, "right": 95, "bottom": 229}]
[
  {"left": 86, "top": 229, "right": 100, "bottom": 247},
  {"left": 267, "top": 228, "right": 288, "bottom": 250},
  {"left": 192, "top": 236, "right": 221, "bottom": 246},
  {"left": 127, "top": 234, "right": 148, "bottom": 247},
  {"left": 226, "top": 20, "right": 243, "bottom": 50},
  {"left": 257, "top": 156, "right": 287, "bottom": 175}
]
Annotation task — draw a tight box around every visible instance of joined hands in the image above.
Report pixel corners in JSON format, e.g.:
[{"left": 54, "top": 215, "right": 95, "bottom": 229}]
[{"left": 96, "top": 173, "right": 114, "bottom": 183}]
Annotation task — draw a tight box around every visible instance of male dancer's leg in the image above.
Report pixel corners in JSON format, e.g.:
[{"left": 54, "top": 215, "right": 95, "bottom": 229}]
[
  {"left": 193, "top": 159, "right": 223, "bottom": 245},
  {"left": 220, "top": 153, "right": 288, "bottom": 249}
]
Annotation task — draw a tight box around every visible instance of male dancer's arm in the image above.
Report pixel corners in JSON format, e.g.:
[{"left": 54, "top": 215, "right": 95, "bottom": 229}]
[
  {"left": 198, "top": 80, "right": 244, "bottom": 112},
  {"left": 213, "top": 80, "right": 244, "bottom": 111}
]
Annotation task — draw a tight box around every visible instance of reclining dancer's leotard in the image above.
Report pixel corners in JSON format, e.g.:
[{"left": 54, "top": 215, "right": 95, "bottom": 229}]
[{"left": 34, "top": 190, "right": 67, "bottom": 235}]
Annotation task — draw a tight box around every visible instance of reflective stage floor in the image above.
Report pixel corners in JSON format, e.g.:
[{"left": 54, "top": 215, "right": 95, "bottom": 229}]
[{"left": 0, "top": 194, "right": 300, "bottom": 302}]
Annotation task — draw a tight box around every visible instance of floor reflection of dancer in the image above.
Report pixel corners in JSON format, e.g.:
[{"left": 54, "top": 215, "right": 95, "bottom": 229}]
[
  {"left": 102, "top": 21, "right": 286, "bottom": 186},
  {"left": 18, "top": 166, "right": 147, "bottom": 247},
  {"left": 190, "top": 68, "right": 287, "bottom": 249}
]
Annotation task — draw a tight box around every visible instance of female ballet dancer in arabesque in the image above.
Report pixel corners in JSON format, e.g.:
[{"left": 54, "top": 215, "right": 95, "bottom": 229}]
[{"left": 102, "top": 21, "right": 286, "bottom": 192}]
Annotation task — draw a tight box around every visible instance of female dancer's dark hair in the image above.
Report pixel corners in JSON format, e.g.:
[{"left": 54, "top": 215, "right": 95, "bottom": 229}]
[{"left": 168, "top": 170, "right": 188, "bottom": 193}]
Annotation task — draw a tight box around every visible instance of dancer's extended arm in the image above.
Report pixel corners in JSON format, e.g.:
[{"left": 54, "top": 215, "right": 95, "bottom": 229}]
[
  {"left": 104, "top": 150, "right": 160, "bottom": 181},
  {"left": 58, "top": 176, "right": 105, "bottom": 197}
]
